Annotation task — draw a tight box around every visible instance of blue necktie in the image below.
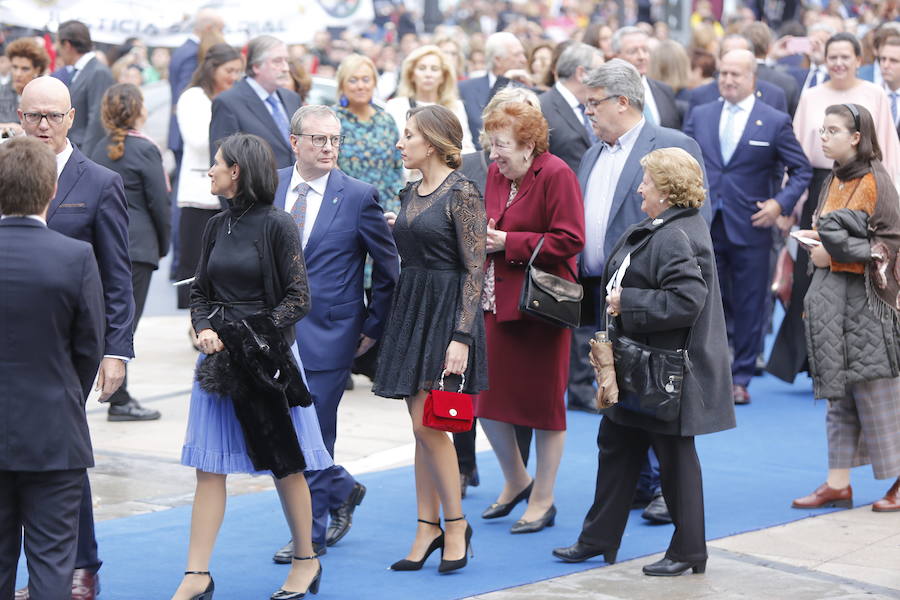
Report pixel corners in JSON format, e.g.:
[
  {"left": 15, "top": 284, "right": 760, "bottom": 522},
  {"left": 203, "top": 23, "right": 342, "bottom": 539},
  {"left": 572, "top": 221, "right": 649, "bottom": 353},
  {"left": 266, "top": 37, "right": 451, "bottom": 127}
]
[
  {"left": 643, "top": 100, "right": 656, "bottom": 125},
  {"left": 891, "top": 92, "right": 899, "bottom": 126},
  {"left": 578, "top": 103, "right": 599, "bottom": 144},
  {"left": 265, "top": 94, "right": 291, "bottom": 145},
  {"left": 720, "top": 104, "right": 741, "bottom": 164}
]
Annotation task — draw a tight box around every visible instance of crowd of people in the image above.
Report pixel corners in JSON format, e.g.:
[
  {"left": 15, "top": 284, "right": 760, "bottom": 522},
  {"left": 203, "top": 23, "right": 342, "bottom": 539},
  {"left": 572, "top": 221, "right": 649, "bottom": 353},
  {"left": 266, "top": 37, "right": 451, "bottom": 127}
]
[{"left": 3, "top": 0, "right": 900, "bottom": 598}]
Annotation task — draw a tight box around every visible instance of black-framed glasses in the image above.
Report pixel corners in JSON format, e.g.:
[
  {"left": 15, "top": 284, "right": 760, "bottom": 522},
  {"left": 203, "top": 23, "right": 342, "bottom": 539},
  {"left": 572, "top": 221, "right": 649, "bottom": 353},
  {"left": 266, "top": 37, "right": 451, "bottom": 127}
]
[
  {"left": 294, "top": 133, "right": 344, "bottom": 148},
  {"left": 22, "top": 110, "right": 70, "bottom": 125},
  {"left": 585, "top": 95, "right": 619, "bottom": 109}
]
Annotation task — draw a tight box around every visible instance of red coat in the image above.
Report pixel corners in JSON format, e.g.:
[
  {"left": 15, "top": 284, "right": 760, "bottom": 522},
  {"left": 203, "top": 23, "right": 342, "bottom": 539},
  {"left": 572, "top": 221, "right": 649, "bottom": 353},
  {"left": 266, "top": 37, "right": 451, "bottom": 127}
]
[{"left": 486, "top": 151, "right": 585, "bottom": 323}]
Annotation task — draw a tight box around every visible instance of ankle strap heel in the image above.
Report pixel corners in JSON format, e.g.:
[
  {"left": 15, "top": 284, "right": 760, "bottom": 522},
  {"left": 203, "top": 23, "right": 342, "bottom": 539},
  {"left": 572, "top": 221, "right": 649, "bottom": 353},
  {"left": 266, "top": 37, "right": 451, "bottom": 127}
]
[
  {"left": 292, "top": 554, "right": 319, "bottom": 561},
  {"left": 184, "top": 571, "right": 210, "bottom": 575},
  {"left": 443, "top": 515, "right": 466, "bottom": 523},
  {"left": 418, "top": 518, "right": 442, "bottom": 527}
]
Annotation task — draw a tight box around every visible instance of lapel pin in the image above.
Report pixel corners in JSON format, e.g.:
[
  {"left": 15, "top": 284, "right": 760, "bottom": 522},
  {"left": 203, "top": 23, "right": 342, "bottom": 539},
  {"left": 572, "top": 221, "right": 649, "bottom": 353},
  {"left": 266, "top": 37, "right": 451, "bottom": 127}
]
[
  {"left": 332, "top": 197, "right": 338, "bottom": 204},
  {"left": 756, "top": 120, "right": 763, "bottom": 126},
  {"left": 756, "top": 90, "right": 762, "bottom": 97}
]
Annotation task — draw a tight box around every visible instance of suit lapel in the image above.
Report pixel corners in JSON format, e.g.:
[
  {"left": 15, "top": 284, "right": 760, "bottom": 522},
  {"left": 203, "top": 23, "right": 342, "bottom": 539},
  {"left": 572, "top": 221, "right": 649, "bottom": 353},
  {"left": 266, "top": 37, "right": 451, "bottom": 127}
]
[
  {"left": 239, "top": 79, "right": 287, "bottom": 153},
  {"left": 304, "top": 169, "right": 345, "bottom": 257},
  {"left": 69, "top": 57, "right": 94, "bottom": 95},
  {"left": 47, "top": 145, "right": 86, "bottom": 221},
  {"left": 728, "top": 101, "right": 762, "bottom": 164},
  {"left": 709, "top": 102, "right": 724, "bottom": 168},
  {"left": 551, "top": 88, "right": 590, "bottom": 144}
]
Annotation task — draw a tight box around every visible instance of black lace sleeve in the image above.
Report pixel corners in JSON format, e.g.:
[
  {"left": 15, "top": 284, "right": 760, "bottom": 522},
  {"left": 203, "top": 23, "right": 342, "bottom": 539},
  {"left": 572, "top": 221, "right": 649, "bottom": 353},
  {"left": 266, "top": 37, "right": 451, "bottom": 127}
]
[
  {"left": 449, "top": 178, "right": 487, "bottom": 345},
  {"left": 269, "top": 211, "right": 311, "bottom": 328}
]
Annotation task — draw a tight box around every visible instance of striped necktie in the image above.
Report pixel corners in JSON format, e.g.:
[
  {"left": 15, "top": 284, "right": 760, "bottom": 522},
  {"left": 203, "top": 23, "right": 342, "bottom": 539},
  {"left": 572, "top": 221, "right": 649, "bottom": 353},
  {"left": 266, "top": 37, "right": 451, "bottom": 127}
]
[{"left": 291, "top": 183, "right": 310, "bottom": 244}]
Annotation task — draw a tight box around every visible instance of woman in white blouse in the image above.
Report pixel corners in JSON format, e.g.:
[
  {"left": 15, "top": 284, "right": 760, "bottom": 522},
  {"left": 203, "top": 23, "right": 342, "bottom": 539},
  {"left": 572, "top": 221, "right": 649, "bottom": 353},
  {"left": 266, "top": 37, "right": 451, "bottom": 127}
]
[
  {"left": 174, "top": 43, "right": 243, "bottom": 309},
  {"left": 386, "top": 44, "right": 474, "bottom": 182}
]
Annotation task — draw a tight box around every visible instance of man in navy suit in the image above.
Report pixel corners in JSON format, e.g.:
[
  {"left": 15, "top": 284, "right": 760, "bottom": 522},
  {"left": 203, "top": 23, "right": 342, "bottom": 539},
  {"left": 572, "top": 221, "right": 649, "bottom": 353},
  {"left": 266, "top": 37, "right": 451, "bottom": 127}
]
[
  {"left": 687, "top": 35, "right": 788, "bottom": 115},
  {"left": 575, "top": 59, "right": 709, "bottom": 528},
  {"left": 0, "top": 137, "right": 105, "bottom": 600},
  {"left": 16, "top": 76, "right": 137, "bottom": 600},
  {"left": 458, "top": 32, "right": 528, "bottom": 150},
  {"left": 209, "top": 35, "right": 301, "bottom": 169},
  {"left": 271, "top": 105, "right": 399, "bottom": 560},
  {"left": 683, "top": 50, "right": 811, "bottom": 405}
]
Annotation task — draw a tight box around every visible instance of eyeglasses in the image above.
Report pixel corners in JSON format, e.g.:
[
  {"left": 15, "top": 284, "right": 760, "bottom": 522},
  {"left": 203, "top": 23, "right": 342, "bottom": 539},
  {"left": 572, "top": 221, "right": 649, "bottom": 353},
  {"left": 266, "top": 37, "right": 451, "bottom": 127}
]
[
  {"left": 818, "top": 127, "right": 850, "bottom": 138},
  {"left": 22, "top": 110, "right": 70, "bottom": 125},
  {"left": 295, "top": 133, "right": 345, "bottom": 148},
  {"left": 585, "top": 95, "right": 619, "bottom": 109}
]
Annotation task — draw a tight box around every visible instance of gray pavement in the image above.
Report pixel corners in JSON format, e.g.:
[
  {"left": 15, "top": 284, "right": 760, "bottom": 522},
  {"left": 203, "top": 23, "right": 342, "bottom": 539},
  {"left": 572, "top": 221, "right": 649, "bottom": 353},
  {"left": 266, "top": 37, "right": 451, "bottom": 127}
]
[{"left": 86, "top": 265, "right": 900, "bottom": 599}]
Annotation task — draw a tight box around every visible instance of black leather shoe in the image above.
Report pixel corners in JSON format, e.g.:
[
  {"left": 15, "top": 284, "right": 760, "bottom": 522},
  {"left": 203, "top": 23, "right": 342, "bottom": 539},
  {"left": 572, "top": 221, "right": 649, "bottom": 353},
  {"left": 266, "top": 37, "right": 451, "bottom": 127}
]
[
  {"left": 642, "top": 556, "right": 706, "bottom": 576},
  {"left": 273, "top": 540, "right": 325, "bottom": 563},
  {"left": 107, "top": 397, "right": 161, "bottom": 421},
  {"left": 326, "top": 482, "right": 366, "bottom": 546},
  {"left": 482, "top": 480, "right": 533, "bottom": 519},
  {"left": 459, "top": 468, "right": 480, "bottom": 499},
  {"left": 552, "top": 541, "right": 617, "bottom": 564},
  {"left": 510, "top": 504, "right": 556, "bottom": 534},
  {"left": 641, "top": 492, "right": 672, "bottom": 524}
]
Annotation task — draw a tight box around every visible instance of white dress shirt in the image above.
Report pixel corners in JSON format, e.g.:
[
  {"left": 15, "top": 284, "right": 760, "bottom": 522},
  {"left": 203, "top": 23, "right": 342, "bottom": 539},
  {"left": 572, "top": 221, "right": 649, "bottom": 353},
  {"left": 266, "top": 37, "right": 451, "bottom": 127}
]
[
  {"left": 554, "top": 80, "right": 586, "bottom": 130},
  {"left": 719, "top": 94, "right": 755, "bottom": 150},
  {"left": 56, "top": 139, "right": 74, "bottom": 178},
  {"left": 583, "top": 118, "right": 646, "bottom": 276},
  {"left": 286, "top": 166, "right": 330, "bottom": 249},
  {"left": 246, "top": 76, "right": 289, "bottom": 123},
  {"left": 70, "top": 51, "right": 96, "bottom": 84},
  {"left": 0, "top": 214, "right": 46, "bottom": 224}
]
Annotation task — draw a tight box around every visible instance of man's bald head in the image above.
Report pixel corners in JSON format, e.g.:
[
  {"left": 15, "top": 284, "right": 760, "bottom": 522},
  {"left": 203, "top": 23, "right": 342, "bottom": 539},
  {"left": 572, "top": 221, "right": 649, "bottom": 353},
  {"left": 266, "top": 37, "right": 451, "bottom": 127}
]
[
  {"left": 718, "top": 49, "right": 757, "bottom": 104},
  {"left": 18, "top": 76, "right": 75, "bottom": 155}
]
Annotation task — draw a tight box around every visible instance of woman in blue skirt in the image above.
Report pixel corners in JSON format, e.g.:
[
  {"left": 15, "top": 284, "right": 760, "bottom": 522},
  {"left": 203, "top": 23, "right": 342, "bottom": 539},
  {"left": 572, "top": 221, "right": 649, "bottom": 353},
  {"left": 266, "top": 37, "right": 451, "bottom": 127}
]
[{"left": 171, "top": 134, "right": 332, "bottom": 600}]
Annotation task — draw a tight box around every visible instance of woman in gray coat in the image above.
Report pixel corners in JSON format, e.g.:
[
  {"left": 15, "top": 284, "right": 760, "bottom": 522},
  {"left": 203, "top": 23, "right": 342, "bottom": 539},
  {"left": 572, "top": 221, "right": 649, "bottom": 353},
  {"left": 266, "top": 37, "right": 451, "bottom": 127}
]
[
  {"left": 791, "top": 103, "right": 900, "bottom": 513},
  {"left": 553, "top": 147, "right": 734, "bottom": 576}
]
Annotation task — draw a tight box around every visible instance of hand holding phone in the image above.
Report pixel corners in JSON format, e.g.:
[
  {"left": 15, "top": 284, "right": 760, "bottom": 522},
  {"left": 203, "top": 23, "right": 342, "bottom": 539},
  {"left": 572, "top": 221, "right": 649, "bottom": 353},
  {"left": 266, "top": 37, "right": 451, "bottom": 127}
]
[{"left": 790, "top": 230, "right": 821, "bottom": 248}]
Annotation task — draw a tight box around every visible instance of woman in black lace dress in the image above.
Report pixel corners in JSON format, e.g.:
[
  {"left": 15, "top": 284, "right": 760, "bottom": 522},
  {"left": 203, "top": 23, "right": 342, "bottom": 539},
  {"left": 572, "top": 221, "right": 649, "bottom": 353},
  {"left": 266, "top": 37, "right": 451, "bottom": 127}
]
[{"left": 374, "top": 105, "right": 488, "bottom": 574}]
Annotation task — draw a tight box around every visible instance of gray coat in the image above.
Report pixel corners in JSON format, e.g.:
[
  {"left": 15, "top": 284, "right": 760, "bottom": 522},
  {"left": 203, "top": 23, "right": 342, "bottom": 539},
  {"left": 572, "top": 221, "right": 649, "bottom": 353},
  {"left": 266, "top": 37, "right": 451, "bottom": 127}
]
[
  {"left": 602, "top": 207, "right": 735, "bottom": 437},
  {"left": 804, "top": 208, "right": 900, "bottom": 399}
]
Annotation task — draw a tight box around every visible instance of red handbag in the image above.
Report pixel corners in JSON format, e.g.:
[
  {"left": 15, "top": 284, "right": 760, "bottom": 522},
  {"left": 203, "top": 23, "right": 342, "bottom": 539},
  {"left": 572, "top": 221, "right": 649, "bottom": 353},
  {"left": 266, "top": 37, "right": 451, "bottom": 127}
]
[{"left": 423, "top": 373, "right": 474, "bottom": 433}]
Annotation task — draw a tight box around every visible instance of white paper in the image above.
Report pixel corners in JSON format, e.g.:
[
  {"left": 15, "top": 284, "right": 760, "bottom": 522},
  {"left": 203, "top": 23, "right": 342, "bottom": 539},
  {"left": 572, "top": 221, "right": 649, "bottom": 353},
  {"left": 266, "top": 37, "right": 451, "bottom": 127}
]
[{"left": 606, "top": 253, "right": 631, "bottom": 295}]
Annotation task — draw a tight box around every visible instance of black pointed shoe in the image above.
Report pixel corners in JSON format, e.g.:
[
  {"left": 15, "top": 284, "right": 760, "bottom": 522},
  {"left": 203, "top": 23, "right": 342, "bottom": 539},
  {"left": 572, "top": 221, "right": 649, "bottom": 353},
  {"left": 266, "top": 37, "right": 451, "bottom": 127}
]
[
  {"left": 510, "top": 504, "right": 556, "bottom": 534},
  {"left": 389, "top": 519, "right": 444, "bottom": 571},
  {"left": 642, "top": 557, "right": 706, "bottom": 576},
  {"left": 481, "top": 480, "right": 533, "bottom": 519},
  {"left": 551, "top": 542, "right": 617, "bottom": 564},
  {"left": 270, "top": 555, "right": 321, "bottom": 599},
  {"left": 438, "top": 516, "right": 473, "bottom": 574}
]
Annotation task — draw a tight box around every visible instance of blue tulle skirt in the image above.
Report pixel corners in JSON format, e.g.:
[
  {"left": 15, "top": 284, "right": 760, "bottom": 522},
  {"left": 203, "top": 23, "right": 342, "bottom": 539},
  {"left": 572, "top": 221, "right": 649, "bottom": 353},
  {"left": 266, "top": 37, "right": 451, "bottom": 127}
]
[{"left": 181, "top": 343, "right": 333, "bottom": 474}]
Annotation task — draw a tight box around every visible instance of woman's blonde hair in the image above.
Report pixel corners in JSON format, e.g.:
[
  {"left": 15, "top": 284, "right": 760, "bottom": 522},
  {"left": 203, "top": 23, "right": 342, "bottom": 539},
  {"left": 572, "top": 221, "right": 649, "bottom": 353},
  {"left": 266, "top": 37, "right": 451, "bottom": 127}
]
[
  {"left": 335, "top": 53, "right": 378, "bottom": 96},
  {"left": 397, "top": 45, "right": 459, "bottom": 107},
  {"left": 640, "top": 147, "right": 706, "bottom": 208},
  {"left": 648, "top": 40, "right": 691, "bottom": 94}
]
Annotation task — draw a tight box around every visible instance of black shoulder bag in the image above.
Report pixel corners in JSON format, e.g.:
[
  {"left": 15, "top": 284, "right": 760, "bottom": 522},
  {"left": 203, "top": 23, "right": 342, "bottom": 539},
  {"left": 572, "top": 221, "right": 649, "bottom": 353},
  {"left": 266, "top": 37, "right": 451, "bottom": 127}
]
[{"left": 518, "top": 237, "right": 583, "bottom": 328}]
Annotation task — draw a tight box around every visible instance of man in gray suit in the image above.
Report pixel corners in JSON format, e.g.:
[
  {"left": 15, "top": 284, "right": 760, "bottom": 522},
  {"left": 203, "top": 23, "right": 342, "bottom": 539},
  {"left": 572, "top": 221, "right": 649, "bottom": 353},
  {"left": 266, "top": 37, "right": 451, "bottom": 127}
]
[
  {"left": 539, "top": 42, "right": 604, "bottom": 413},
  {"left": 55, "top": 20, "right": 114, "bottom": 155},
  {"left": 577, "top": 59, "right": 709, "bottom": 525}
]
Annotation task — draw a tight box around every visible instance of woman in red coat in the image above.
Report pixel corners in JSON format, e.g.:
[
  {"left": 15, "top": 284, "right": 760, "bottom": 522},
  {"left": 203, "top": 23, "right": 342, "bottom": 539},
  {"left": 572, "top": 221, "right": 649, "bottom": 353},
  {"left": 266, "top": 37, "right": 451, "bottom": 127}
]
[{"left": 476, "top": 101, "right": 585, "bottom": 533}]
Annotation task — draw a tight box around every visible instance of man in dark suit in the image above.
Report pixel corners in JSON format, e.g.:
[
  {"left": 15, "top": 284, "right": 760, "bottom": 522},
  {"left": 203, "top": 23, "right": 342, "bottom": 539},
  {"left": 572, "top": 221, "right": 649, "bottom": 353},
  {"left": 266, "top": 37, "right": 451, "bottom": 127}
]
[
  {"left": 458, "top": 31, "right": 528, "bottom": 149},
  {"left": 0, "top": 138, "right": 105, "bottom": 600},
  {"left": 743, "top": 23, "right": 800, "bottom": 116},
  {"left": 539, "top": 42, "right": 604, "bottom": 414},
  {"left": 575, "top": 59, "right": 709, "bottom": 527},
  {"left": 16, "top": 75, "right": 137, "bottom": 600},
  {"left": 209, "top": 35, "right": 301, "bottom": 169},
  {"left": 611, "top": 26, "right": 681, "bottom": 129},
  {"left": 271, "top": 105, "right": 399, "bottom": 560},
  {"left": 55, "top": 20, "right": 114, "bottom": 155},
  {"left": 878, "top": 36, "right": 900, "bottom": 140},
  {"left": 683, "top": 50, "right": 811, "bottom": 405}
]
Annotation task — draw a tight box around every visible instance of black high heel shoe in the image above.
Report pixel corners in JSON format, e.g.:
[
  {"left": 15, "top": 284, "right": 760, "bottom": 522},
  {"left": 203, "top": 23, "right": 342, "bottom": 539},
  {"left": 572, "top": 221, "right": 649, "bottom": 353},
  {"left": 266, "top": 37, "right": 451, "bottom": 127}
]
[
  {"left": 270, "top": 555, "right": 322, "bottom": 600},
  {"left": 390, "top": 519, "right": 445, "bottom": 571},
  {"left": 482, "top": 480, "right": 534, "bottom": 519},
  {"left": 438, "top": 516, "right": 473, "bottom": 574},
  {"left": 183, "top": 571, "right": 214, "bottom": 600}
]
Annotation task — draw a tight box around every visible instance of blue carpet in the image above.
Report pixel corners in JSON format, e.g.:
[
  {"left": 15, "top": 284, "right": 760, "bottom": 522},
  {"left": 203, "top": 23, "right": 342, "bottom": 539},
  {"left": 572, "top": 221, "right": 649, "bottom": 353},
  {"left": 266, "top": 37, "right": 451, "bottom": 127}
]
[{"left": 15, "top": 370, "right": 891, "bottom": 599}]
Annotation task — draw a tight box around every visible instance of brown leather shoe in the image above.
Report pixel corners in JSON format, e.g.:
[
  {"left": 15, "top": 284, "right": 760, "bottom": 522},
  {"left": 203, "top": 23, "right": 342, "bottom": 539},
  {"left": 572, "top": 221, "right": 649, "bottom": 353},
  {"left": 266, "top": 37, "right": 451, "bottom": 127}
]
[
  {"left": 732, "top": 384, "right": 751, "bottom": 405},
  {"left": 792, "top": 483, "right": 852, "bottom": 509},
  {"left": 71, "top": 569, "right": 99, "bottom": 600},
  {"left": 872, "top": 478, "right": 900, "bottom": 512}
]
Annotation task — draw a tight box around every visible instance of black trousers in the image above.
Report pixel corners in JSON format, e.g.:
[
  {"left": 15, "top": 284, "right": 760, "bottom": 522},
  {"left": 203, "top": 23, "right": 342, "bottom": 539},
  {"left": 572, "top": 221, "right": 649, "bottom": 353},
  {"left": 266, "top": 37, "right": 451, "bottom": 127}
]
[
  {"left": 578, "top": 417, "right": 707, "bottom": 563},
  {"left": 176, "top": 207, "right": 219, "bottom": 308},
  {"left": 108, "top": 262, "right": 155, "bottom": 407},
  {"left": 0, "top": 468, "right": 85, "bottom": 599}
]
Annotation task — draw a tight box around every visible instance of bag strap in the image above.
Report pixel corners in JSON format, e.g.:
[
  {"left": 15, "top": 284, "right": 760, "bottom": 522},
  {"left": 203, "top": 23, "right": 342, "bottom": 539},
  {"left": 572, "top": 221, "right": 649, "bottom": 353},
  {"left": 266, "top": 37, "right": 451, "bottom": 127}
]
[
  {"left": 437, "top": 371, "right": 466, "bottom": 392},
  {"left": 526, "top": 236, "right": 579, "bottom": 280}
]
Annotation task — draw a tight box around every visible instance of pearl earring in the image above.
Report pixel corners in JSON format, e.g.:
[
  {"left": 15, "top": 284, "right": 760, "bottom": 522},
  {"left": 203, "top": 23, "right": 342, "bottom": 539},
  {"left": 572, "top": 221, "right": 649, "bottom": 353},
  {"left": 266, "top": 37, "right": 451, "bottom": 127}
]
[
  {"left": 523, "top": 154, "right": 529, "bottom": 162},
  {"left": 659, "top": 197, "right": 666, "bottom": 203}
]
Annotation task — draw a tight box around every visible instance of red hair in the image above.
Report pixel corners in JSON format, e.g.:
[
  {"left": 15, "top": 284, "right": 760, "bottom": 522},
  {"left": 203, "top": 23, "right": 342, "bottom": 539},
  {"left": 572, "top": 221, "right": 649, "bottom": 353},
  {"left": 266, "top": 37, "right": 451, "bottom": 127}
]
[{"left": 482, "top": 101, "right": 549, "bottom": 155}]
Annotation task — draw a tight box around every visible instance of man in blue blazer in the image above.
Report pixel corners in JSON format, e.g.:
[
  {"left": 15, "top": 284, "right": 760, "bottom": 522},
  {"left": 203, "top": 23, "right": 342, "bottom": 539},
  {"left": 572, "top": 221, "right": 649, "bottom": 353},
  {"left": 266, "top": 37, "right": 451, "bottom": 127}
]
[
  {"left": 209, "top": 35, "right": 301, "bottom": 169},
  {"left": 16, "top": 76, "right": 138, "bottom": 600},
  {"left": 271, "top": 105, "right": 399, "bottom": 559},
  {"left": 683, "top": 50, "right": 811, "bottom": 405},
  {"left": 458, "top": 31, "right": 528, "bottom": 150},
  {"left": 572, "top": 59, "right": 709, "bottom": 528},
  {"left": 0, "top": 137, "right": 105, "bottom": 600}
]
